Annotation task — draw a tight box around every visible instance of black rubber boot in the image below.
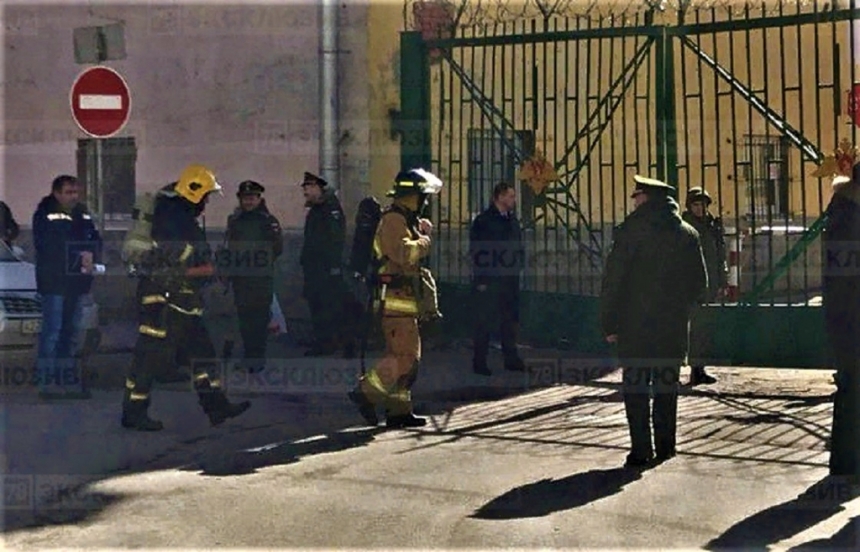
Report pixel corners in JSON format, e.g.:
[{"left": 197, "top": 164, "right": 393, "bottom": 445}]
[
  {"left": 386, "top": 412, "right": 427, "bottom": 429},
  {"left": 200, "top": 390, "right": 251, "bottom": 427},
  {"left": 121, "top": 396, "right": 164, "bottom": 431}
]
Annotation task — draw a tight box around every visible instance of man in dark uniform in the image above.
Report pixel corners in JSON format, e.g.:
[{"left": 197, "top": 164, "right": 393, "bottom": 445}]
[
  {"left": 601, "top": 175, "right": 707, "bottom": 468},
  {"left": 682, "top": 187, "right": 727, "bottom": 385},
  {"left": 820, "top": 157, "right": 860, "bottom": 481},
  {"left": 223, "top": 180, "right": 283, "bottom": 372},
  {"left": 470, "top": 181, "right": 526, "bottom": 375},
  {"left": 121, "top": 164, "right": 251, "bottom": 431},
  {"left": 299, "top": 171, "right": 348, "bottom": 356},
  {"left": 0, "top": 200, "right": 20, "bottom": 246}
]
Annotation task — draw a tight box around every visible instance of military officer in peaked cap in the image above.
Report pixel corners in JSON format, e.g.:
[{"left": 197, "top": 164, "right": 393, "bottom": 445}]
[
  {"left": 299, "top": 171, "right": 350, "bottom": 356},
  {"left": 223, "top": 180, "right": 283, "bottom": 372},
  {"left": 601, "top": 174, "right": 708, "bottom": 468}
]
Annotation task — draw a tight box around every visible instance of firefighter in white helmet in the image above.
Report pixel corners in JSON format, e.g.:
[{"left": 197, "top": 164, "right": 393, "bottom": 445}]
[{"left": 348, "top": 168, "right": 442, "bottom": 429}]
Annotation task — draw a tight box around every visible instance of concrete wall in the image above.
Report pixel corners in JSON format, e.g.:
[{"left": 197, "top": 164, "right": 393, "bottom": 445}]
[{"left": 2, "top": 2, "right": 373, "bottom": 231}]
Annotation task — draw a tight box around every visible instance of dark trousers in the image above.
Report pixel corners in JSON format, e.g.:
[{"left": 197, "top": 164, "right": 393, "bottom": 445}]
[
  {"left": 125, "top": 279, "right": 225, "bottom": 412},
  {"left": 830, "top": 351, "right": 860, "bottom": 476},
  {"left": 304, "top": 273, "right": 346, "bottom": 349},
  {"left": 622, "top": 366, "right": 681, "bottom": 459},
  {"left": 234, "top": 281, "right": 273, "bottom": 361},
  {"left": 472, "top": 282, "right": 520, "bottom": 365},
  {"left": 689, "top": 289, "right": 719, "bottom": 372}
]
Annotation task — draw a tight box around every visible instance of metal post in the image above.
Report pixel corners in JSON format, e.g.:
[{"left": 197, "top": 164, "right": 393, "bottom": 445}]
[
  {"left": 94, "top": 138, "right": 105, "bottom": 233},
  {"left": 654, "top": 26, "right": 678, "bottom": 194},
  {"left": 320, "top": 0, "right": 339, "bottom": 190},
  {"left": 400, "top": 31, "right": 431, "bottom": 171}
]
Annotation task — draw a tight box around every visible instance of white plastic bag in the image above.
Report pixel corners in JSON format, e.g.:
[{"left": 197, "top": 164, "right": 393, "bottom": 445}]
[{"left": 268, "top": 293, "right": 286, "bottom": 334}]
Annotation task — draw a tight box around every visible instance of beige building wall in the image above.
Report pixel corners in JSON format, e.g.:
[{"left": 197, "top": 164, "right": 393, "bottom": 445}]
[{"left": 2, "top": 3, "right": 374, "bottom": 231}]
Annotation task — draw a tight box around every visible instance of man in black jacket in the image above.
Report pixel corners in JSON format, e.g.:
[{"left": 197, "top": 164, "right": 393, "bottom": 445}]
[
  {"left": 601, "top": 175, "right": 707, "bottom": 468},
  {"left": 32, "top": 175, "right": 101, "bottom": 399},
  {"left": 223, "top": 180, "right": 283, "bottom": 372},
  {"left": 821, "top": 160, "right": 860, "bottom": 480},
  {"left": 0, "top": 200, "right": 20, "bottom": 246},
  {"left": 299, "top": 171, "right": 348, "bottom": 356},
  {"left": 470, "top": 182, "right": 526, "bottom": 375}
]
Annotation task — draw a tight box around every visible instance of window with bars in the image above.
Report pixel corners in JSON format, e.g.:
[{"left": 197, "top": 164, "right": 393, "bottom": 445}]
[{"left": 740, "top": 135, "right": 790, "bottom": 221}]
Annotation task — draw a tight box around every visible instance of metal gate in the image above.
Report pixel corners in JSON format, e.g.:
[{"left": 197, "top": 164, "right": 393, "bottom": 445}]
[{"left": 398, "top": 0, "right": 860, "bottom": 367}]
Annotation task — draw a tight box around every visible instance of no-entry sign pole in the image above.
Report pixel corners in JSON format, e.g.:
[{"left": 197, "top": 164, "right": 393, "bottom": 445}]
[{"left": 70, "top": 65, "right": 131, "bottom": 233}]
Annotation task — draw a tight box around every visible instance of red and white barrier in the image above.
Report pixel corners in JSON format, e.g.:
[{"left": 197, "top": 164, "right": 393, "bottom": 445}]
[{"left": 726, "top": 230, "right": 742, "bottom": 302}]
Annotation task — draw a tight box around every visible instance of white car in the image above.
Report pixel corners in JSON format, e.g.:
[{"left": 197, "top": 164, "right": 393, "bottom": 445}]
[{"left": 0, "top": 241, "right": 100, "bottom": 387}]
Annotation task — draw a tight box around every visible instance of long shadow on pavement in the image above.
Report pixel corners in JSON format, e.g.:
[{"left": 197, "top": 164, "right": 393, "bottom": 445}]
[
  {"left": 177, "top": 427, "right": 382, "bottom": 476},
  {"left": 705, "top": 476, "right": 858, "bottom": 551},
  {"left": 787, "top": 515, "right": 859, "bottom": 550},
  {"left": 471, "top": 467, "right": 643, "bottom": 519}
]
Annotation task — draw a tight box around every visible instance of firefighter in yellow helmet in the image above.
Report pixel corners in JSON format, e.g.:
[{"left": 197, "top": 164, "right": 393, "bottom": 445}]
[
  {"left": 121, "top": 164, "right": 251, "bottom": 431},
  {"left": 348, "top": 168, "right": 442, "bottom": 429}
]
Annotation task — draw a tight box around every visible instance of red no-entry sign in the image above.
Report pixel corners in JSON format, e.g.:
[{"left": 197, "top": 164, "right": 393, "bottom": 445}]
[{"left": 70, "top": 66, "right": 131, "bottom": 138}]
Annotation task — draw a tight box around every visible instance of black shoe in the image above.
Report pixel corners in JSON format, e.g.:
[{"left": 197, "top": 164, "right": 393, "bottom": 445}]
[
  {"left": 121, "top": 399, "right": 164, "bottom": 431},
  {"left": 386, "top": 413, "right": 427, "bottom": 429},
  {"left": 473, "top": 361, "right": 492, "bottom": 376},
  {"left": 690, "top": 370, "right": 717, "bottom": 386},
  {"left": 655, "top": 449, "right": 676, "bottom": 463},
  {"left": 207, "top": 399, "right": 252, "bottom": 427},
  {"left": 504, "top": 356, "right": 526, "bottom": 372},
  {"left": 348, "top": 389, "right": 379, "bottom": 426},
  {"left": 624, "top": 453, "right": 654, "bottom": 468}
]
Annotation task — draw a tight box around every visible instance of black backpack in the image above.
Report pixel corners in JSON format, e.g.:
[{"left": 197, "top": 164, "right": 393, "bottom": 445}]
[{"left": 348, "top": 196, "right": 383, "bottom": 279}]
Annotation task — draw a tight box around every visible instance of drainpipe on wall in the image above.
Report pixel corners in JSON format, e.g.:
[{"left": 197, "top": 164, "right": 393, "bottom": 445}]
[{"left": 320, "top": 0, "right": 339, "bottom": 190}]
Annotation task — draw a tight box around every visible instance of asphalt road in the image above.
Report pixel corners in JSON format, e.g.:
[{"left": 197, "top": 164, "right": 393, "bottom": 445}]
[{"left": 4, "top": 380, "right": 858, "bottom": 550}]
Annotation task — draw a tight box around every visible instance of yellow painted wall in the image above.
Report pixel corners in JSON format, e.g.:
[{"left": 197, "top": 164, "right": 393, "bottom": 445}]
[
  {"left": 367, "top": 2, "right": 405, "bottom": 200},
  {"left": 369, "top": 1, "right": 852, "bottom": 230}
]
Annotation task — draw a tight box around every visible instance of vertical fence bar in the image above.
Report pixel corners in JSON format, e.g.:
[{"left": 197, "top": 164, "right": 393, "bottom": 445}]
[
  {"left": 744, "top": 3, "right": 759, "bottom": 302},
  {"left": 796, "top": 0, "right": 808, "bottom": 302},
  {"left": 656, "top": 25, "right": 667, "bottom": 183},
  {"left": 709, "top": 6, "right": 727, "bottom": 305},
  {"left": 572, "top": 15, "right": 583, "bottom": 295},
  {"left": 585, "top": 16, "right": 595, "bottom": 295},
  {"left": 434, "top": 28, "right": 445, "bottom": 279},
  {"left": 445, "top": 26, "right": 456, "bottom": 282},
  {"left": 778, "top": 1, "right": 791, "bottom": 305},
  {"left": 399, "top": 31, "right": 431, "bottom": 180},
  {"left": 600, "top": 16, "right": 626, "bottom": 286}
]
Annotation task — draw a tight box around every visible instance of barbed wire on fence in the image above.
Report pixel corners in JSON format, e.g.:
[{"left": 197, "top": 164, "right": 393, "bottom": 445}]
[{"left": 403, "top": 0, "right": 828, "bottom": 34}]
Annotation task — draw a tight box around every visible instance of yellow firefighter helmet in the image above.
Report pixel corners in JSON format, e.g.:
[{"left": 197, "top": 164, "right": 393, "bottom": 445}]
[{"left": 175, "top": 164, "right": 222, "bottom": 204}]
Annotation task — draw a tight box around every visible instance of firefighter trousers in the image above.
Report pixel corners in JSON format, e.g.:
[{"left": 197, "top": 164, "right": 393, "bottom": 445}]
[
  {"left": 124, "top": 280, "right": 226, "bottom": 415},
  {"left": 358, "top": 315, "right": 421, "bottom": 417}
]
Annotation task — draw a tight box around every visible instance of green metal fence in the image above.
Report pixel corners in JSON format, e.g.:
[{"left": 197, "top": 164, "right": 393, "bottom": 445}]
[{"left": 399, "top": 0, "right": 860, "bottom": 367}]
